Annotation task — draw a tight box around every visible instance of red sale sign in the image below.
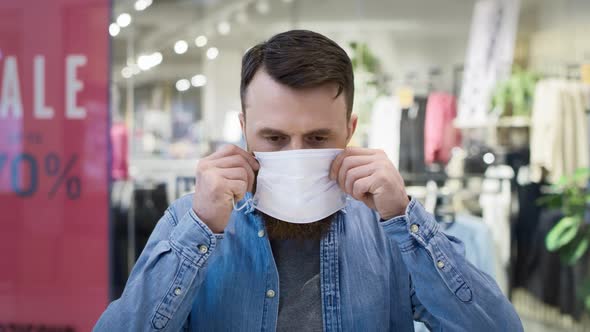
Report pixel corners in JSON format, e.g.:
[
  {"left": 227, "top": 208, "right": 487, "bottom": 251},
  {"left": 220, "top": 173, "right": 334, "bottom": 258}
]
[{"left": 0, "top": 0, "right": 110, "bottom": 330}]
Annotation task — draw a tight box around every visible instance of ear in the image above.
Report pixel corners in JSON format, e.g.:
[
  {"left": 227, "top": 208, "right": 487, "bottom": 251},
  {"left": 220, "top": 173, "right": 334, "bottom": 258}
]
[
  {"left": 239, "top": 112, "right": 246, "bottom": 133},
  {"left": 239, "top": 112, "right": 249, "bottom": 151},
  {"left": 346, "top": 114, "right": 358, "bottom": 145}
]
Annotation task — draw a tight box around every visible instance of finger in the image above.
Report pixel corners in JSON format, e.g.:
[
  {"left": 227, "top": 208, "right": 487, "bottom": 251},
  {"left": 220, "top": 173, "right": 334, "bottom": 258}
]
[
  {"left": 218, "top": 167, "right": 248, "bottom": 181},
  {"left": 351, "top": 174, "right": 375, "bottom": 202},
  {"left": 337, "top": 155, "right": 375, "bottom": 188},
  {"left": 210, "top": 144, "right": 259, "bottom": 170},
  {"left": 330, "top": 147, "right": 378, "bottom": 180},
  {"left": 213, "top": 157, "right": 255, "bottom": 192},
  {"left": 343, "top": 163, "right": 375, "bottom": 195},
  {"left": 226, "top": 179, "right": 248, "bottom": 201},
  {"left": 211, "top": 154, "right": 252, "bottom": 169}
]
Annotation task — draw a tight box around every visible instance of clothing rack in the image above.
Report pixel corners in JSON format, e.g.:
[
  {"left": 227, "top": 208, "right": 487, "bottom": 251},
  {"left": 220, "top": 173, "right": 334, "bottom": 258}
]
[
  {"left": 385, "top": 65, "right": 456, "bottom": 97},
  {"left": 536, "top": 62, "right": 581, "bottom": 79}
]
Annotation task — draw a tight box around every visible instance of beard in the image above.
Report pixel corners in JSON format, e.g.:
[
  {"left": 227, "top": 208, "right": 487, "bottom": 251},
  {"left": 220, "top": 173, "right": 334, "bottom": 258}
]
[{"left": 261, "top": 212, "right": 334, "bottom": 241}]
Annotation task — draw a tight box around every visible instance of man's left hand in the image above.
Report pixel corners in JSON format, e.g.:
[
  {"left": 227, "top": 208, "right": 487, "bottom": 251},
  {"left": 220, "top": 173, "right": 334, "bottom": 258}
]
[{"left": 330, "top": 147, "right": 410, "bottom": 220}]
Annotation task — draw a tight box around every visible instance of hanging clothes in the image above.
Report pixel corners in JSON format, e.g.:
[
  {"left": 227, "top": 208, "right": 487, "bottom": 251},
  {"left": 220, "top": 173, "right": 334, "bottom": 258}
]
[
  {"left": 530, "top": 80, "right": 589, "bottom": 184},
  {"left": 444, "top": 214, "right": 496, "bottom": 278},
  {"left": 424, "top": 92, "right": 462, "bottom": 165},
  {"left": 368, "top": 96, "right": 401, "bottom": 168},
  {"left": 110, "top": 122, "right": 129, "bottom": 180},
  {"left": 479, "top": 165, "right": 514, "bottom": 295},
  {"left": 523, "top": 209, "right": 590, "bottom": 320},
  {"left": 110, "top": 182, "right": 168, "bottom": 299},
  {"left": 399, "top": 96, "right": 427, "bottom": 174}
]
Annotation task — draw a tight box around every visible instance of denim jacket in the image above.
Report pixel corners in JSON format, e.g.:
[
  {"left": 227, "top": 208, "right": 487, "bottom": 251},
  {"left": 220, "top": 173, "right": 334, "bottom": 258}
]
[{"left": 94, "top": 193, "right": 523, "bottom": 331}]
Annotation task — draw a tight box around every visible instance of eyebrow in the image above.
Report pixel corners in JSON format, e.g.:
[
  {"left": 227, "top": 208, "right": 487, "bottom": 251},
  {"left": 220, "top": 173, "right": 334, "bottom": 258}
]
[{"left": 257, "top": 127, "right": 334, "bottom": 136}]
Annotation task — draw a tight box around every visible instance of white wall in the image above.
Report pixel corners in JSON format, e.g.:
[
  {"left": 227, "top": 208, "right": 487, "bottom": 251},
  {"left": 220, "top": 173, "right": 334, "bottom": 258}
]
[
  {"left": 202, "top": 49, "right": 243, "bottom": 142},
  {"left": 521, "top": 0, "right": 590, "bottom": 70}
]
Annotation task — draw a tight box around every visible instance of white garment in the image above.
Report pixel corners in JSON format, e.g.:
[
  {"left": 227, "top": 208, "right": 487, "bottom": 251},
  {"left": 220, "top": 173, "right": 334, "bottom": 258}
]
[
  {"left": 479, "top": 165, "right": 514, "bottom": 295},
  {"left": 457, "top": 0, "right": 520, "bottom": 126},
  {"left": 530, "top": 80, "right": 590, "bottom": 184},
  {"left": 253, "top": 149, "right": 347, "bottom": 224},
  {"left": 368, "top": 96, "right": 401, "bottom": 168}
]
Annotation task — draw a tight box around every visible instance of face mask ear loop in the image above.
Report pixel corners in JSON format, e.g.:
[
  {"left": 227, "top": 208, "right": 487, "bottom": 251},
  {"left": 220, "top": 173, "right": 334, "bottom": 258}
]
[{"left": 232, "top": 196, "right": 252, "bottom": 211}]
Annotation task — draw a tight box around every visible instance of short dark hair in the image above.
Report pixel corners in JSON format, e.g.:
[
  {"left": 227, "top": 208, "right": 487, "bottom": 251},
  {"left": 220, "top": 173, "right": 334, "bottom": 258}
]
[{"left": 240, "top": 30, "right": 354, "bottom": 118}]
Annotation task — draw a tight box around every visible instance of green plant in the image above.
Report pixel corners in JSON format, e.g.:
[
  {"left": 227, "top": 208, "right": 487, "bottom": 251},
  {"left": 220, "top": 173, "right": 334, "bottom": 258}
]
[
  {"left": 491, "top": 67, "right": 539, "bottom": 117},
  {"left": 539, "top": 167, "right": 590, "bottom": 311}
]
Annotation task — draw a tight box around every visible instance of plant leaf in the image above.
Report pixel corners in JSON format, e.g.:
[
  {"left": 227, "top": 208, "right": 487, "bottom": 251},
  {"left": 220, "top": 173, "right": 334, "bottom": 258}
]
[
  {"left": 565, "top": 236, "right": 589, "bottom": 265},
  {"left": 546, "top": 216, "right": 581, "bottom": 251}
]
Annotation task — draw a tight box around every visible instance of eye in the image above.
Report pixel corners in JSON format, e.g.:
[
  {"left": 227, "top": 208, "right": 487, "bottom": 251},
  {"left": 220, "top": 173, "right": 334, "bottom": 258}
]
[
  {"left": 308, "top": 136, "right": 328, "bottom": 143},
  {"left": 266, "top": 136, "right": 286, "bottom": 143}
]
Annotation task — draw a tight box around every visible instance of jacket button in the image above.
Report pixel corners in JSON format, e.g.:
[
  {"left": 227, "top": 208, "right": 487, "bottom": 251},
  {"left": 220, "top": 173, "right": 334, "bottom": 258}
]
[
  {"left": 410, "top": 224, "right": 420, "bottom": 234},
  {"left": 198, "top": 245, "right": 208, "bottom": 254},
  {"left": 258, "top": 230, "right": 265, "bottom": 238},
  {"left": 266, "top": 289, "right": 276, "bottom": 298},
  {"left": 437, "top": 260, "right": 445, "bottom": 269},
  {"left": 174, "top": 287, "right": 182, "bottom": 296}
]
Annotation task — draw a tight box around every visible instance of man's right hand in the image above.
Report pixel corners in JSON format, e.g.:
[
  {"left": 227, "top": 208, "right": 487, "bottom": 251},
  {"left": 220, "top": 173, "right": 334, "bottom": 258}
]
[{"left": 193, "top": 145, "right": 259, "bottom": 233}]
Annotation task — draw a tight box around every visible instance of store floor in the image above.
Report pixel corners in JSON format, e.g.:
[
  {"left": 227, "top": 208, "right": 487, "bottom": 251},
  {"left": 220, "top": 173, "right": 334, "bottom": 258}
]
[
  {"left": 521, "top": 317, "right": 577, "bottom": 332},
  {"left": 513, "top": 289, "right": 590, "bottom": 332}
]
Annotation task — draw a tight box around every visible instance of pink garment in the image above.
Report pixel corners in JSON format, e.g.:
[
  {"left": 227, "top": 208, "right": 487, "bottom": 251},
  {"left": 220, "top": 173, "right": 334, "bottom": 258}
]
[
  {"left": 110, "top": 122, "right": 129, "bottom": 180},
  {"left": 424, "top": 92, "right": 461, "bottom": 165}
]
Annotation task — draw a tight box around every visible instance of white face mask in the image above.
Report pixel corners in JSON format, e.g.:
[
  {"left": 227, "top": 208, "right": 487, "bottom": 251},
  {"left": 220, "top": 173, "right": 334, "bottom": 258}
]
[{"left": 249, "top": 149, "right": 347, "bottom": 224}]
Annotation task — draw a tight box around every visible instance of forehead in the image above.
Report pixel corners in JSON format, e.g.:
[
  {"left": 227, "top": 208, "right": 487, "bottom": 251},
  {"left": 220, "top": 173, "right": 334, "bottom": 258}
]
[{"left": 243, "top": 70, "right": 347, "bottom": 131}]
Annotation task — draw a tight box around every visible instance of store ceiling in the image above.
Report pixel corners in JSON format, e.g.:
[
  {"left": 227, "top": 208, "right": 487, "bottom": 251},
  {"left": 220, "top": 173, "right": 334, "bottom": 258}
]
[{"left": 111, "top": 0, "right": 540, "bottom": 85}]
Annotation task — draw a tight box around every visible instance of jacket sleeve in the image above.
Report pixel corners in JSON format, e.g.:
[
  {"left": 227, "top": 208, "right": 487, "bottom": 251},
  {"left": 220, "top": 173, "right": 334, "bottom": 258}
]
[
  {"left": 93, "top": 206, "right": 221, "bottom": 331},
  {"left": 380, "top": 199, "right": 523, "bottom": 331}
]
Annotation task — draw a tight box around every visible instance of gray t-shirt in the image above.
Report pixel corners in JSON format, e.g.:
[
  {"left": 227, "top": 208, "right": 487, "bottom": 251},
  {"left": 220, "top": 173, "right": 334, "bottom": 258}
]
[{"left": 270, "top": 239, "right": 323, "bottom": 332}]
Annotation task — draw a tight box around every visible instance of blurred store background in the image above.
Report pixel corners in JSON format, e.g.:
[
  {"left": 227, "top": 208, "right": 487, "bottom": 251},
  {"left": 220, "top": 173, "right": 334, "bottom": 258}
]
[{"left": 1, "top": 0, "right": 589, "bottom": 330}]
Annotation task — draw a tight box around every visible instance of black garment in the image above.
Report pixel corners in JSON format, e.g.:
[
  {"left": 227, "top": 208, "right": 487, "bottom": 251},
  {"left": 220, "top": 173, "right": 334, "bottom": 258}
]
[
  {"left": 512, "top": 181, "right": 542, "bottom": 289},
  {"left": 524, "top": 209, "right": 589, "bottom": 320},
  {"left": 271, "top": 239, "right": 323, "bottom": 332},
  {"left": 399, "top": 96, "right": 427, "bottom": 175},
  {"left": 110, "top": 182, "right": 168, "bottom": 300},
  {"left": 504, "top": 148, "right": 537, "bottom": 290},
  {"left": 133, "top": 184, "right": 168, "bottom": 255}
]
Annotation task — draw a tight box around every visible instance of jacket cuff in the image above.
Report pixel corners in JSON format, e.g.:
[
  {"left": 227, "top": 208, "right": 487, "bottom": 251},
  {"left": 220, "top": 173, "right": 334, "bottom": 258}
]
[
  {"left": 169, "top": 209, "right": 219, "bottom": 267},
  {"left": 380, "top": 198, "right": 440, "bottom": 249}
]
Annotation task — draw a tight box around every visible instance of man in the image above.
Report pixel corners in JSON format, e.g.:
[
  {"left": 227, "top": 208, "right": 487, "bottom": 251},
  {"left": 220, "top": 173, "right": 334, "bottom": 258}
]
[{"left": 95, "top": 30, "right": 522, "bottom": 331}]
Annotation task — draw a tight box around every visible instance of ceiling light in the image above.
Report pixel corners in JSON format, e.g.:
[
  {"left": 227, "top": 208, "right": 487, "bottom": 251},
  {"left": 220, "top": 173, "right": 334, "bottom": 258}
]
[
  {"left": 191, "top": 74, "right": 207, "bottom": 87},
  {"left": 130, "top": 65, "right": 141, "bottom": 75},
  {"left": 176, "top": 79, "right": 191, "bottom": 92},
  {"left": 121, "top": 67, "right": 133, "bottom": 78},
  {"left": 109, "top": 23, "right": 120, "bottom": 37},
  {"left": 256, "top": 0, "right": 270, "bottom": 14},
  {"left": 134, "top": 0, "right": 152, "bottom": 11},
  {"left": 137, "top": 52, "right": 162, "bottom": 71},
  {"left": 217, "top": 21, "right": 231, "bottom": 35},
  {"left": 152, "top": 52, "right": 162, "bottom": 65},
  {"left": 174, "top": 40, "right": 188, "bottom": 54},
  {"left": 195, "top": 35, "right": 208, "bottom": 47},
  {"left": 282, "top": 0, "right": 293, "bottom": 3},
  {"left": 137, "top": 55, "right": 152, "bottom": 70},
  {"left": 116, "top": 13, "right": 132, "bottom": 28},
  {"left": 206, "top": 47, "right": 219, "bottom": 60}
]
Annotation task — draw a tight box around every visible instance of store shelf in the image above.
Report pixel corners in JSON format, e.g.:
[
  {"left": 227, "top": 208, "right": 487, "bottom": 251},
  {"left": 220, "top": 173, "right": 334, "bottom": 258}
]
[{"left": 454, "top": 116, "right": 530, "bottom": 129}]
